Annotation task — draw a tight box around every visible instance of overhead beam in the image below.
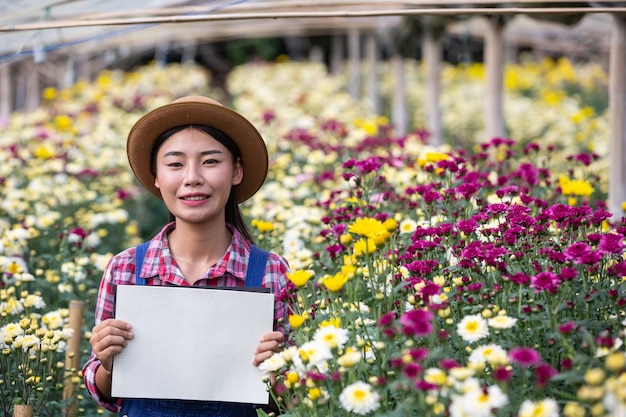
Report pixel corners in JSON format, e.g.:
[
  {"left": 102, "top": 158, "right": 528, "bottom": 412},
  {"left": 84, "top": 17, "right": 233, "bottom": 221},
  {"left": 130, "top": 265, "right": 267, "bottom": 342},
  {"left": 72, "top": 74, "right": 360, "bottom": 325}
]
[{"left": 2, "top": 7, "right": 626, "bottom": 32}]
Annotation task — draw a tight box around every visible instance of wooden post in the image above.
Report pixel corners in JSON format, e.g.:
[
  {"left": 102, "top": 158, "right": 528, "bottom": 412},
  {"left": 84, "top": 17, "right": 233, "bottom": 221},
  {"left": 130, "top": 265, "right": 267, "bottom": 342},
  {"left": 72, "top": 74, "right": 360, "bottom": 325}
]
[
  {"left": 330, "top": 33, "right": 344, "bottom": 75},
  {"left": 423, "top": 22, "right": 443, "bottom": 146},
  {"left": 484, "top": 15, "right": 506, "bottom": 140},
  {"left": 347, "top": 27, "right": 361, "bottom": 99},
  {"left": 0, "top": 65, "right": 10, "bottom": 118},
  {"left": 63, "top": 300, "right": 84, "bottom": 417},
  {"left": 365, "top": 33, "right": 380, "bottom": 115},
  {"left": 12, "top": 405, "right": 33, "bottom": 417},
  {"left": 608, "top": 14, "right": 626, "bottom": 221},
  {"left": 24, "top": 61, "right": 40, "bottom": 112},
  {"left": 391, "top": 52, "right": 408, "bottom": 136}
]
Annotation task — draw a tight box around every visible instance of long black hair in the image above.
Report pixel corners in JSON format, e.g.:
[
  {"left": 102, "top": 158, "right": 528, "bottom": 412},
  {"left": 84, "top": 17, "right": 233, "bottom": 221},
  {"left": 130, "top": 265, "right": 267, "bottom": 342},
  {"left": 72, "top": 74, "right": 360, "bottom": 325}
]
[{"left": 150, "top": 124, "right": 255, "bottom": 242}]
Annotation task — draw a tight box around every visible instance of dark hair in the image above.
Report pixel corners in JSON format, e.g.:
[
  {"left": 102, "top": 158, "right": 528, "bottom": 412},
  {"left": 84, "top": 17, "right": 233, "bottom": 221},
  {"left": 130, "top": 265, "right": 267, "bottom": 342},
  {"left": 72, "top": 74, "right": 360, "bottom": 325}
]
[{"left": 150, "top": 124, "right": 254, "bottom": 242}]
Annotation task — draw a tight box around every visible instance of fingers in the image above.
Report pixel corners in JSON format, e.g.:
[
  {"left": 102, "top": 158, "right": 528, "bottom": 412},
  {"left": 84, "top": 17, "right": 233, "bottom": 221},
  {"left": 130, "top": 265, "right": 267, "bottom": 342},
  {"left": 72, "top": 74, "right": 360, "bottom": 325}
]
[
  {"left": 253, "top": 331, "right": 284, "bottom": 366},
  {"left": 90, "top": 319, "right": 134, "bottom": 372}
]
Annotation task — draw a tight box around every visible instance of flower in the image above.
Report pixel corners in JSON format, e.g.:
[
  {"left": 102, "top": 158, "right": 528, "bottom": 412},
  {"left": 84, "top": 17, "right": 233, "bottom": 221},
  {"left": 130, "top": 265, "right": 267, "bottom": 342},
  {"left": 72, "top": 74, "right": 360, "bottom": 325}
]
[
  {"left": 313, "top": 325, "right": 349, "bottom": 350},
  {"left": 518, "top": 398, "right": 559, "bottom": 417},
  {"left": 509, "top": 347, "right": 542, "bottom": 367},
  {"left": 339, "top": 381, "right": 380, "bottom": 415},
  {"left": 457, "top": 314, "right": 490, "bottom": 343}
]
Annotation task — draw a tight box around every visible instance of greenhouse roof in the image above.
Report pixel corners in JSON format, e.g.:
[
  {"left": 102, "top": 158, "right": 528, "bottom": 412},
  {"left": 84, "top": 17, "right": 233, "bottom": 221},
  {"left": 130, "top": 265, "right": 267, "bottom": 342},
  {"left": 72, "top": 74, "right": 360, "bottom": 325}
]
[{"left": 0, "top": 0, "right": 623, "bottom": 65}]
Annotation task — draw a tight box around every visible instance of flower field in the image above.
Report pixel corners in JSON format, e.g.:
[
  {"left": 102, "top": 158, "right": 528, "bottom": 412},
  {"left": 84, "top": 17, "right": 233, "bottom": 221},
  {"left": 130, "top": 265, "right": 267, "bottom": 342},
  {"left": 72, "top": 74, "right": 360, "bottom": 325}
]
[{"left": 0, "top": 57, "right": 624, "bottom": 417}]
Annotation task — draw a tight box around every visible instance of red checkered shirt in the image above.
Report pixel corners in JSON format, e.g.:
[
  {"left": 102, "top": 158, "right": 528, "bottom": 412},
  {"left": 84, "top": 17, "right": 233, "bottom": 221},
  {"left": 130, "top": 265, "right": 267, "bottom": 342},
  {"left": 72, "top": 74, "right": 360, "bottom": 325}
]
[{"left": 82, "top": 222, "right": 290, "bottom": 412}]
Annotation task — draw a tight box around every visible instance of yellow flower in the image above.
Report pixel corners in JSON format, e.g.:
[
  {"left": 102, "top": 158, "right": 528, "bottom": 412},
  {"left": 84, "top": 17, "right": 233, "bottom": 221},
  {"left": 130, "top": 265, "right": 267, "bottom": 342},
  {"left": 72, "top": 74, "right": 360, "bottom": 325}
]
[
  {"left": 418, "top": 152, "right": 450, "bottom": 167},
  {"left": 605, "top": 352, "right": 626, "bottom": 372},
  {"left": 54, "top": 115, "right": 72, "bottom": 131},
  {"left": 563, "top": 402, "right": 586, "bottom": 417},
  {"left": 348, "top": 217, "right": 387, "bottom": 239},
  {"left": 584, "top": 368, "right": 605, "bottom": 386},
  {"left": 287, "top": 270, "right": 314, "bottom": 287},
  {"left": 321, "top": 272, "right": 350, "bottom": 292},
  {"left": 354, "top": 238, "right": 377, "bottom": 256},
  {"left": 42, "top": 87, "right": 57, "bottom": 101},
  {"left": 559, "top": 176, "right": 594, "bottom": 197},
  {"left": 286, "top": 371, "right": 299, "bottom": 385},
  {"left": 33, "top": 145, "right": 54, "bottom": 159},
  {"left": 320, "top": 317, "right": 341, "bottom": 328},
  {"left": 251, "top": 219, "right": 275, "bottom": 232},
  {"left": 288, "top": 313, "right": 308, "bottom": 329}
]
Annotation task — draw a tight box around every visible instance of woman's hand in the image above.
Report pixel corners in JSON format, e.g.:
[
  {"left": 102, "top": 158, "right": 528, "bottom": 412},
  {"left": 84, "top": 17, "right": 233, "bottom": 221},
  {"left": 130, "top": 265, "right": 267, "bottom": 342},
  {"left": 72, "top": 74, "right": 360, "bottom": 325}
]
[
  {"left": 253, "top": 330, "right": 283, "bottom": 367},
  {"left": 89, "top": 318, "right": 134, "bottom": 372}
]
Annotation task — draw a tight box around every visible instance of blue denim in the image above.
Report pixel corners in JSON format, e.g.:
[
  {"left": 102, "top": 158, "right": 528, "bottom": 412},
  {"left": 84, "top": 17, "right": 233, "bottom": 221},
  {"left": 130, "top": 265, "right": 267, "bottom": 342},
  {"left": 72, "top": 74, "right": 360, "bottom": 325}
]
[{"left": 119, "top": 399, "right": 257, "bottom": 417}]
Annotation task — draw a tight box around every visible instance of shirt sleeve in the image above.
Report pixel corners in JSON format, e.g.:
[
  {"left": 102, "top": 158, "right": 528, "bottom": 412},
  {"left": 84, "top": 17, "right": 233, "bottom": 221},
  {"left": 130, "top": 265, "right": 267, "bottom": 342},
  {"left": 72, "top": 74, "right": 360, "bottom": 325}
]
[
  {"left": 264, "top": 252, "right": 291, "bottom": 337},
  {"left": 82, "top": 256, "right": 127, "bottom": 412}
]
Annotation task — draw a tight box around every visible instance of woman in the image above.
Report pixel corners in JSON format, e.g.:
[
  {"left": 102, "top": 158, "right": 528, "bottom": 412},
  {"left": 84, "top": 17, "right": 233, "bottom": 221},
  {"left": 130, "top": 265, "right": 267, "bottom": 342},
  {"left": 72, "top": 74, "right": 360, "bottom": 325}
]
[{"left": 82, "top": 96, "right": 289, "bottom": 416}]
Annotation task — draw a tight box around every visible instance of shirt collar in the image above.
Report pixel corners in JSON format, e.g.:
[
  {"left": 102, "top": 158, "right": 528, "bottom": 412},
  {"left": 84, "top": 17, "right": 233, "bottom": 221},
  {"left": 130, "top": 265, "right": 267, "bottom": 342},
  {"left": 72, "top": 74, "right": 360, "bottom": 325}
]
[{"left": 141, "top": 222, "right": 250, "bottom": 283}]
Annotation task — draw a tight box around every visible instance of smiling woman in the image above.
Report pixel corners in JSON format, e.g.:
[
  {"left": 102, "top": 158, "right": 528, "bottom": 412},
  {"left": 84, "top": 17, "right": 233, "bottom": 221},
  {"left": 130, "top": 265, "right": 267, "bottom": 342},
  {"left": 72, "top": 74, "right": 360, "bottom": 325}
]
[{"left": 81, "top": 96, "right": 290, "bottom": 416}]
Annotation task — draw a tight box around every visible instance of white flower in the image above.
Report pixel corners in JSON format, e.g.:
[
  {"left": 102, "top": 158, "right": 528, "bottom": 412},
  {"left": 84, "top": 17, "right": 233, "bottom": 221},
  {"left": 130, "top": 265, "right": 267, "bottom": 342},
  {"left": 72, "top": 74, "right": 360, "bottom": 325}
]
[
  {"left": 518, "top": 398, "right": 559, "bottom": 417},
  {"left": 450, "top": 383, "right": 508, "bottom": 417},
  {"left": 297, "top": 340, "right": 333, "bottom": 371},
  {"left": 468, "top": 344, "right": 509, "bottom": 367},
  {"left": 457, "top": 314, "right": 490, "bottom": 343},
  {"left": 488, "top": 315, "right": 518, "bottom": 329},
  {"left": 399, "top": 218, "right": 417, "bottom": 234},
  {"left": 337, "top": 347, "right": 362, "bottom": 367},
  {"left": 313, "top": 325, "right": 349, "bottom": 350},
  {"left": 42, "top": 311, "right": 65, "bottom": 330},
  {"left": 258, "top": 353, "right": 286, "bottom": 373},
  {"left": 339, "top": 381, "right": 380, "bottom": 415},
  {"left": 22, "top": 294, "right": 46, "bottom": 309}
]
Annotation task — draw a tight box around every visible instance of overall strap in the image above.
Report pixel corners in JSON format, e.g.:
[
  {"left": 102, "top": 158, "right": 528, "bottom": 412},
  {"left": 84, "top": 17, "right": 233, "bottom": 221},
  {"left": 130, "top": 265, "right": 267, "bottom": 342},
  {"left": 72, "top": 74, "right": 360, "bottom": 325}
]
[
  {"left": 245, "top": 245, "right": 269, "bottom": 288},
  {"left": 134, "top": 241, "right": 151, "bottom": 286}
]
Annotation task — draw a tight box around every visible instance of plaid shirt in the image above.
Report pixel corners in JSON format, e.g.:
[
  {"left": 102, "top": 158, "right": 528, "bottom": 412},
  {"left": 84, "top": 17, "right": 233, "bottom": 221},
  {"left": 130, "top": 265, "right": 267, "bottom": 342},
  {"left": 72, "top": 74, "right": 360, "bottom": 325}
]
[{"left": 82, "top": 222, "right": 290, "bottom": 412}]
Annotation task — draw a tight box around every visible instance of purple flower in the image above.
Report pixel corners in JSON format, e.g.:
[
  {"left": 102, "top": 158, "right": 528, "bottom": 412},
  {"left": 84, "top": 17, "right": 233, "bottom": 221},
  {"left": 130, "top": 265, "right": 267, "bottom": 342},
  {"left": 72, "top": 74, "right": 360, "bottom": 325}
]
[
  {"left": 457, "top": 219, "right": 479, "bottom": 234},
  {"left": 509, "top": 347, "right": 542, "bottom": 366},
  {"left": 564, "top": 242, "right": 593, "bottom": 264},
  {"left": 530, "top": 271, "right": 559, "bottom": 294},
  {"left": 399, "top": 309, "right": 434, "bottom": 337},
  {"left": 598, "top": 233, "right": 624, "bottom": 254}
]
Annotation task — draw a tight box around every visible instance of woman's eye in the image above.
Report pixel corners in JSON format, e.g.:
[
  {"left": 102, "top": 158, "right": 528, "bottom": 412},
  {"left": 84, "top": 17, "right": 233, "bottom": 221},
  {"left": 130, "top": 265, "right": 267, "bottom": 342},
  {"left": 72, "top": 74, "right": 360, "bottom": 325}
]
[{"left": 204, "top": 159, "right": 218, "bottom": 165}]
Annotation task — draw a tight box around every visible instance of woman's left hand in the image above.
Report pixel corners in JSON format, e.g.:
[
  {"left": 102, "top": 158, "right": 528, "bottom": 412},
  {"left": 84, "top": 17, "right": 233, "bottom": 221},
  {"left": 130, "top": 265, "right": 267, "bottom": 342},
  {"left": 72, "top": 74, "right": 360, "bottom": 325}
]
[{"left": 253, "top": 331, "right": 284, "bottom": 366}]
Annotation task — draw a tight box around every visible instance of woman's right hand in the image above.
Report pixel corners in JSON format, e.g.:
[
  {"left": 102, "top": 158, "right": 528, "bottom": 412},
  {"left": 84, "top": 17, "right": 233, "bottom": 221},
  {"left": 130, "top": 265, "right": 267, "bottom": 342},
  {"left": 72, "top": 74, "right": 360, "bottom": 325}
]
[{"left": 89, "top": 319, "right": 134, "bottom": 372}]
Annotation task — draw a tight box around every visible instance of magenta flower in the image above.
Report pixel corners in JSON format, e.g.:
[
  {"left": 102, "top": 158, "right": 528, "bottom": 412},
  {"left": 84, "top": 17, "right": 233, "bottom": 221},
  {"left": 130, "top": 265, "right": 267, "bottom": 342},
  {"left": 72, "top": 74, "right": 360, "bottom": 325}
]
[
  {"left": 557, "top": 321, "right": 576, "bottom": 334},
  {"left": 530, "top": 271, "right": 559, "bottom": 294},
  {"left": 535, "top": 363, "right": 558, "bottom": 387},
  {"left": 564, "top": 242, "right": 593, "bottom": 263},
  {"left": 509, "top": 347, "right": 542, "bottom": 366},
  {"left": 598, "top": 233, "right": 624, "bottom": 254},
  {"left": 403, "top": 363, "right": 422, "bottom": 379},
  {"left": 399, "top": 309, "right": 434, "bottom": 337}
]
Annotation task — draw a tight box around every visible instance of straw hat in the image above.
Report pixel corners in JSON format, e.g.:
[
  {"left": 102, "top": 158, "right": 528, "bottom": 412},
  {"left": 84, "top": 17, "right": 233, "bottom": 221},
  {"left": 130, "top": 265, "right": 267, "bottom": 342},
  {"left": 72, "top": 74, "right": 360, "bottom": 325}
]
[{"left": 127, "top": 96, "right": 268, "bottom": 203}]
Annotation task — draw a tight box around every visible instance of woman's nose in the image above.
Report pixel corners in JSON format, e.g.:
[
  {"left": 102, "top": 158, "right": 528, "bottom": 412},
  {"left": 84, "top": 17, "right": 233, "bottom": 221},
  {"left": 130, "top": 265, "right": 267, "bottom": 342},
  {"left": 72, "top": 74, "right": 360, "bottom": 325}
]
[{"left": 184, "top": 163, "right": 204, "bottom": 185}]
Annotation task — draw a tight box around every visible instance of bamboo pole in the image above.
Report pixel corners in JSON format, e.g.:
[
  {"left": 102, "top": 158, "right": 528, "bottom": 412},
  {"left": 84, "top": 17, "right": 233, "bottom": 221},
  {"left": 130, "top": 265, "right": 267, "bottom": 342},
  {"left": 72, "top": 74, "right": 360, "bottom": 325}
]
[
  {"left": 608, "top": 14, "right": 626, "bottom": 222},
  {"left": 12, "top": 405, "right": 33, "bottom": 417},
  {"left": 62, "top": 300, "right": 84, "bottom": 417}
]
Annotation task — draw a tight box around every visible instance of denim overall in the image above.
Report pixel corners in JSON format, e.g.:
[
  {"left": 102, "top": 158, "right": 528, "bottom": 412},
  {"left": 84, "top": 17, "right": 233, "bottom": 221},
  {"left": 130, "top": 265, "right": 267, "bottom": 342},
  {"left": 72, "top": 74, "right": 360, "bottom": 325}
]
[{"left": 119, "top": 242, "right": 269, "bottom": 417}]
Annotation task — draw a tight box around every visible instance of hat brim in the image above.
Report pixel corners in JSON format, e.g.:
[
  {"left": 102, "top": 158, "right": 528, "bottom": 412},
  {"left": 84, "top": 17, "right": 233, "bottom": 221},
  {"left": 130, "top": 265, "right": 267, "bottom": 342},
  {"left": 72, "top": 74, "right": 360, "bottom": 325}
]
[{"left": 127, "top": 97, "right": 268, "bottom": 204}]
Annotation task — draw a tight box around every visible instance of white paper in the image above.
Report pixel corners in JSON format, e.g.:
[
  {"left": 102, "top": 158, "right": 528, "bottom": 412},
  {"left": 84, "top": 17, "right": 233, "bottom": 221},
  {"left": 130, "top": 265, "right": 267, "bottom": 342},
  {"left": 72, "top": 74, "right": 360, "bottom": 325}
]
[{"left": 111, "top": 285, "right": 274, "bottom": 404}]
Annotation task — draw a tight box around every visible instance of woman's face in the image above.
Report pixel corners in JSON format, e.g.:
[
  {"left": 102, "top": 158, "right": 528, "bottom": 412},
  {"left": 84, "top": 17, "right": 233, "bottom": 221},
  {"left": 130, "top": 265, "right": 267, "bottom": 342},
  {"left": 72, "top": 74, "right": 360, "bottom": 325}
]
[{"left": 154, "top": 127, "right": 243, "bottom": 225}]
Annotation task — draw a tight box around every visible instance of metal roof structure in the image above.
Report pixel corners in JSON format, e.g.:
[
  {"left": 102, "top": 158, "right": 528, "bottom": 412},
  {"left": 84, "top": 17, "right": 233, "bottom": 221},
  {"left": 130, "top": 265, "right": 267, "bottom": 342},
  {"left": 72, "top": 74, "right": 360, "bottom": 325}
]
[{"left": 0, "top": 1, "right": 624, "bottom": 65}]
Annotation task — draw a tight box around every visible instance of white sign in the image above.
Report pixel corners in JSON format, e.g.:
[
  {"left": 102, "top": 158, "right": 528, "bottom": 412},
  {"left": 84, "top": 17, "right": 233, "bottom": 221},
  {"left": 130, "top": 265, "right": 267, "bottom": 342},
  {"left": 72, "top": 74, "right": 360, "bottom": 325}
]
[{"left": 111, "top": 285, "right": 274, "bottom": 404}]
